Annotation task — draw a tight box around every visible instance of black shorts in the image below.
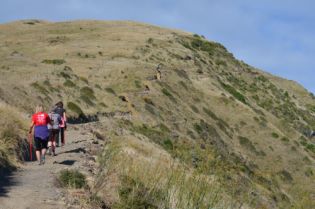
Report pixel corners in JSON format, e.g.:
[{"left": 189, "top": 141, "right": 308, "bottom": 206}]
[
  {"left": 34, "top": 137, "right": 48, "bottom": 151},
  {"left": 49, "top": 129, "right": 60, "bottom": 142}
]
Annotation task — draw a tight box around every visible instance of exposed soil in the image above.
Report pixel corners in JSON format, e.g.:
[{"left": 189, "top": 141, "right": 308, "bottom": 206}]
[{"left": 0, "top": 124, "right": 98, "bottom": 209}]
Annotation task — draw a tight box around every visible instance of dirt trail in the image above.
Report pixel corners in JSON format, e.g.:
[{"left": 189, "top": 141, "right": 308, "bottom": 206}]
[{"left": 0, "top": 124, "right": 96, "bottom": 209}]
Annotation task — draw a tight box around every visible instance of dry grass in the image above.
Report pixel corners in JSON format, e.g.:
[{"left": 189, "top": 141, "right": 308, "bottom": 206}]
[
  {"left": 97, "top": 136, "right": 234, "bottom": 209},
  {"left": 1, "top": 20, "right": 315, "bottom": 208},
  {"left": 0, "top": 102, "right": 28, "bottom": 169}
]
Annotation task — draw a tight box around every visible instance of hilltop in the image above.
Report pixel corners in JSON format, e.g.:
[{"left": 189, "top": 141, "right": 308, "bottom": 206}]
[{"left": 0, "top": 20, "right": 314, "bottom": 208}]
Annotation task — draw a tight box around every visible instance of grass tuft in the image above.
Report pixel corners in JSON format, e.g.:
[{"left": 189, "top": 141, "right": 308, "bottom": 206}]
[
  {"left": 58, "top": 169, "right": 86, "bottom": 188},
  {"left": 42, "top": 59, "right": 65, "bottom": 65}
]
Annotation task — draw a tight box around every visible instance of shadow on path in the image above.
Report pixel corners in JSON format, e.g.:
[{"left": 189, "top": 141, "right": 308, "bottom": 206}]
[
  {"left": 63, "top": 148, "right": 86, "bottom": 154},
  {"left": 58, "top": 160, "right": 76, "bottom": 166},
  {"left": 0, "top": 168, "right": 18, "bottom": 197}
]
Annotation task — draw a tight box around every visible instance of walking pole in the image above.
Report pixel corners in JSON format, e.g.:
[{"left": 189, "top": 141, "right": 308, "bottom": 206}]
[{"left": 29, "top": 133, "right": 32, "bottom": 161}]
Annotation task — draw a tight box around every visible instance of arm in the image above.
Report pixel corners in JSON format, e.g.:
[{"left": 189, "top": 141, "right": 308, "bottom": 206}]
[
  {"left": 63, "top": 112, "right": 67, "bottom": 130},
  {"left": 47, "top": 113, "right": 52, "bottom": 125},
  {"left": 29, "top": 121, "right": 35, "bottom": 134},
  {"left": 63, "top": 112, "right": 67, "bottom": 123}
]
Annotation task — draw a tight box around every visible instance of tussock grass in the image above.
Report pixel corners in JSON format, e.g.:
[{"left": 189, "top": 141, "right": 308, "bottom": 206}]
[
  {"left": 98, "top": 138, "right": 233, "bottom": 209},
  {"left": 58, "top": 169, "right": 86, "bottom": 189},
  {"left": 67, "top": 102, "right": 85, "bottom": 117},
  {"left": 0, "top": 103, "right": 28, "bottom": 168},
  {"left": 63, "top": 79, "right": 76, "bottom": 87},
  {"left": 42, "top": 59, "right": 65, "bottom": 65}
]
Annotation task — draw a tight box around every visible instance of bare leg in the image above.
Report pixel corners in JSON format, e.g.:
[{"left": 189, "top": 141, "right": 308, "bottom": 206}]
[
  {"left": 52, "top": 132, "right": 56, "bottom": 155},
  {"left": 41, "top": 149, "right": 46, "bottom": 157},
  {"left": 41, "top": 148, "right": 46, "bottom": 164},
  {"left": 36, "top": 150, "right": 41, "bottom": 162},
  {"left": 60, "top": 128, "right": 65, "bottom": 145}
]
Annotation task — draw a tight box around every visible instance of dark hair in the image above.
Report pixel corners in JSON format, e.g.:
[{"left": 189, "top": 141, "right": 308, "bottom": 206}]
[{"left": 55, "top": 101, "right": 63, "bottom": 108}]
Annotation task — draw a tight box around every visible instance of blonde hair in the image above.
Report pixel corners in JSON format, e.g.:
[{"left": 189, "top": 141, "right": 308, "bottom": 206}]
[{"left": 35, "top": 105, "right": 43, "bottom": 113}]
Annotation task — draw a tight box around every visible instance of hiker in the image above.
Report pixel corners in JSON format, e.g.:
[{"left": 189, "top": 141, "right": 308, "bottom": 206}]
[
  {"left": 29, "top": 105, "right": 51, "bottom": 165},
  {"left": 47, "top": 109, "right": 61, "bottom": 156},
  {"left": 54, "top": 101, "right": 67, "bottom": 146}
]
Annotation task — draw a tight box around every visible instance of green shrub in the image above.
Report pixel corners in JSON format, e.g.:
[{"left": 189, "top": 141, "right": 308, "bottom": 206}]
[
  {"left": 238, "top": 136, "right": 258, "bottom": 154},
  {"left": 145, "top": 104, "right": 156, "bottom": 115},
  {"left": 114, "top": 175, "right": 160, "bottom": 209},
  {"left": 58, "top": 169, "right": 86, "bottom": 188},
  {"left": 31, "top": 82, "right": 49, "bottom": 95},
  {"left": 162, "top": 138, "right": 174, "bottom": 150},
  {"left": 143, "top": 97, "right": 154, "bottom": 106},
  {"left": 67, "top": 102, "right": 84, "bottom": 116},
  {"left": 255, "top": 75, "right": 268, "bottom": 83},
  {"left": 80, "top": 95, "right": 95, "bottom": 106},
  {"left": 80, "top": 76, "right": 89, "bottom": 84},
  {"left": 63, "top": 80, "right": 75, "bottom": 87},
  {"left": 147, "top": 38, "right": 154, "bottom": 44},
  {"left": 174, "top": 69, "right": 190, "bottom": 80},
  {"left": 80, "top": 86, "right": 96, "bottom": 100},
  {"left": 215, "top": 59, "right": 227, "bottom": 66},
  {"left": 99, "top": 102, "right": 108, "bottom": 108},
  {"left": 43, "top": 80, "right": 51, "bottom": 86},
  {"left": 105, "top": 87, "right": 116, "bottom": 95},
  {"left": 42, "top": 59, "right": 65, "bottom": 65},
  {"left": 134, "top": 80, "right": 141, "bottom": 88},
  {"left": 161, "top": 88, "right": 177, "bottom": 103},
  {"left": 133, "top": 124, "right": 171, "bottom": 150},
  {"left": 190, "top": 105, "right": 199, "bottom": 113},
  {"left": 277, "top": 170, "right": 293, "bottom": 183},
  {"left": 281, "top": 137, "right": 289, "bottom": 142},
  {"left": 271, "top": 132, "right": 279, "bottom": 138},
  {"left": 95, "top": 84, "right": 102, "bottom": 89},
  {"left": 58, "top": 71, "right": 71, "bottom": 79},
  {"left": 64, "top": 65, "right": 72, "bottom": 71},
  {"left": 203, "top": 107, "right": 219, "bottom": 120},
  {"left": 219, "top": 81, "right": 247, "bottom": 104},
  {"left": 306, "top": 143, "right": 315, "bottom": 153},
  {"left": 193, "top": 120, "right": 222, "bottom": 142},
  {"left": 178, "top": 81, "right": 189, "bottom": 90},
  {"left": 305, "top": 168, "right": 313, "bottom": 177}
]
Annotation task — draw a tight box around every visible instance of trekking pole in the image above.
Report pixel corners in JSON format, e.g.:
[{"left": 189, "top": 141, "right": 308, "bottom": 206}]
[{"left": 28, "top": 133, "right": 32, "bottom": 161}]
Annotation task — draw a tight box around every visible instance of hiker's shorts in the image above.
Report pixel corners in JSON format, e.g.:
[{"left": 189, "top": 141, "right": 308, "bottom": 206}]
[
  {"left": 49, "top": 129, "right": 60, "bottom": 142},
  {"left": 34, "top": 137, "right": 48, "bottom": 151}
]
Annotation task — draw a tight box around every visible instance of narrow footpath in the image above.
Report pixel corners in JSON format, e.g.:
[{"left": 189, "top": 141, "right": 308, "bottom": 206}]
[{"left": 0, "top": 125, "right": 97, "bottom": 209}]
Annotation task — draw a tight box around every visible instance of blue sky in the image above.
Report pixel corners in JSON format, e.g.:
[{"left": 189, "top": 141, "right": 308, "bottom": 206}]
[{"left": 1, "top": 0, "right": 314, "bottom": 93}]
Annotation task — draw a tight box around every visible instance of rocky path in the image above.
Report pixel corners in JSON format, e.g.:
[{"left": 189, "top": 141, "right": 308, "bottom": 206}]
[{"left": 0, "top": 125, "right": 97, "bottom": 209}]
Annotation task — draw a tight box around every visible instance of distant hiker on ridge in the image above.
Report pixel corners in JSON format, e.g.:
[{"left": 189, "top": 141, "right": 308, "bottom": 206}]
[
  {"left": 29, "top": 105, "right": 51, "bottom": 165},
  {"left": 54, "top": 101, "right": 67, "bottom": 146}
]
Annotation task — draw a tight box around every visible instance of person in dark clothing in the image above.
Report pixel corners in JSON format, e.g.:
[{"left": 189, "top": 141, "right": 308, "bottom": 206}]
[
  {"left": 48, "top": 109, "right": 61, "bottom": 155},
  {"left": 54, "top": 101, "right": 67, "bottom": 146}
]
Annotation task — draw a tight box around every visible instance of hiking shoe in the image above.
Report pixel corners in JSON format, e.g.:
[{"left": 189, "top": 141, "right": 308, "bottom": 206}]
[
  {"left": 47, "top": 148, "right": 51, "bottom": 155},
  {"left": 41, "top": 156, "right": 45, "bottom": 165}
]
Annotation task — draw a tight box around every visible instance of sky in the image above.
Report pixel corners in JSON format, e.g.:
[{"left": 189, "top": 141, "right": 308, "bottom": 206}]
[{"left": 1, "top": 0, "right": 314, "bottom": 93}]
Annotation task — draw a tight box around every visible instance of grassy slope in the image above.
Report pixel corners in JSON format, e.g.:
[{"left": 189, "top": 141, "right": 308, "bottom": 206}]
[{"left": 0, "top": 20, "right": 315, "bottom": 208}]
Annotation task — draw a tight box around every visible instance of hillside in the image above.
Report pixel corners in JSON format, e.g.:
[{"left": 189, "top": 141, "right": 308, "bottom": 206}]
[{"left": 0, "top": 19, "right": 315, "bottom": 208}]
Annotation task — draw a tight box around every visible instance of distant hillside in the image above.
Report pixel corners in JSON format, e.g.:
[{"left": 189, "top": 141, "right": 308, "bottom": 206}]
[{"left": 0, "top": 19, "right": 314, "bottom": 208}]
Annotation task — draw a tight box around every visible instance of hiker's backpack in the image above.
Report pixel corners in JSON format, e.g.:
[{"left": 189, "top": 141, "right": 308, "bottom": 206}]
[{"left": 49, "top": 112, "right": 61, "bottom": 130}]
